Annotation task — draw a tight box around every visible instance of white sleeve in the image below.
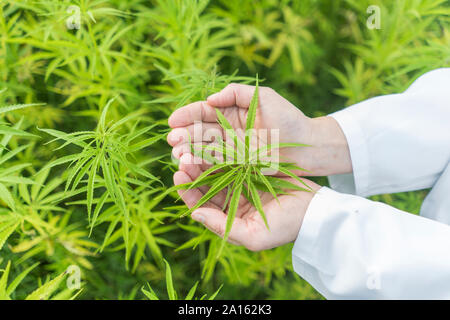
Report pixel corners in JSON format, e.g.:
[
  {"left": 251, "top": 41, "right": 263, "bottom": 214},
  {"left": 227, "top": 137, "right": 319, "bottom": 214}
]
[
  {"left": 328, "top": 68, "right": 450, "bottom": 197},
  {"left": 292, "top": 186, "right": 450, "bottom": 299}
]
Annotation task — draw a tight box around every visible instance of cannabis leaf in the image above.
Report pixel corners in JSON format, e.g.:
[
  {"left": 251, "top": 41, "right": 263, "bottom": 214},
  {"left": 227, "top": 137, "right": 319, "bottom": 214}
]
[
  {"left": 0, "top": 261, "right": 81, "bottom": 300},
  {"left": 38, "top": 98, "right": 166, "bottom": 264},
  {"left": 177, "top": 75, "right": 311, "bottom": 255},
  {"left": 142, "top": 259, "right": 222, "bottom": 300}
]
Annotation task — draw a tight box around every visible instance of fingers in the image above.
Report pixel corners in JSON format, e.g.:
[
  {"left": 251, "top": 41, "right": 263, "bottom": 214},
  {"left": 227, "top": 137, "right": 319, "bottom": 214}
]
[
  {"left": 171, "top": 143, "right": 216, "bottom": 172},
  {"left": 168, "top": 101, "right": 218, "bottom": 128},
  {"left": 207, "top": 83, "right": 256, "bottom": 109},
  {"left": 172, "top": 142, "right": 194, "bottom": 160},
  {"left": 178, "top": 153, "right": 204, "bottom": 178},
  {"left": 167, "top": 122, "right": 223, "bottom": 147},
  {"left": 168, "top": 83, "right": 258, "bottom": 129},
  {"left": 173, "top": 170, "right": 204, "bottom": 209},
  {"left": 173, "top": 170, "right": 218, "bottom": 210},
  {"left": 179, "top": 153, "right": 228, "bottom": 208},
  {"left": 191, "top": 207, "right": 250, "bottom": 247},
  {"left": 175, "top": 168, "right": 249, "bottom": 247}
]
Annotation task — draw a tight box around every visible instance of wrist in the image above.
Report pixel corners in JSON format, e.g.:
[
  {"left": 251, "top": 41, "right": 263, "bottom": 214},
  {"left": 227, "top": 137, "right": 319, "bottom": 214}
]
[{"left": 307, "top": 116, "right": 352, "bottom": 176}]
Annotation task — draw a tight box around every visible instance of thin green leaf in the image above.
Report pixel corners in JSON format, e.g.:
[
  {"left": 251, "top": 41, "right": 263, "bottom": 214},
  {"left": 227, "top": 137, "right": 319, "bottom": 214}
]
[{"left": 164, "top": 259, "right": 176, "bottom": 300}]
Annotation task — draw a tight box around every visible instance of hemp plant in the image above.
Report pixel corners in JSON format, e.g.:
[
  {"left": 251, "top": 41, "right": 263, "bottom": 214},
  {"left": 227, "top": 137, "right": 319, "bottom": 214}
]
[
  {"left": 38, "top": 97, "right": 167, "bottom": 265},
  {"left": 142, "top": 259, "right": 222, "bottom": 300},
  {"left": 180, "top": 76, "right": 311, "bottom": 254},
  {"left": 0, "top": 260, "right": 81, "bottom": 300}
]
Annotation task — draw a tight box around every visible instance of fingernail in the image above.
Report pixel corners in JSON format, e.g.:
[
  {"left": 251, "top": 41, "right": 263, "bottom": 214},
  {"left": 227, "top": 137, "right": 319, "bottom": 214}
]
[{"left": 192, "top": 211, "right": 205, "bottom": 224}]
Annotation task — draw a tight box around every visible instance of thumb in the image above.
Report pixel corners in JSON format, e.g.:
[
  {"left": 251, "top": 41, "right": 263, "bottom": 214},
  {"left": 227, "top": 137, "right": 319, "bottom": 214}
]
[
  {"left": 207, "top": 83, "right": 255, "bottom": 109},
  {"left": 192, "top": 207, "right": 250, "bottom": 246}
]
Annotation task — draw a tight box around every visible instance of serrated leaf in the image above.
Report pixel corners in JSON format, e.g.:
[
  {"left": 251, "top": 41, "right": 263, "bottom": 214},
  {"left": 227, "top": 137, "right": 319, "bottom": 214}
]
[
  {"left": 164, "top": 259, "right": 176, "bottom": 300},
  {"left": 0, "top": 261, "right": 11, "bottom": 297},
  {"left": 185, "top": 281, "right": 199, "bottom": 300},
  {"left": 218, "top": 170, "right": 245, "bottom": 256},
  {"left": 208, "top": 284, "right": 223, "bottom": 300},
  {"left": 245, "top": 75, "right": 259, "bottom": 162},
  {"left": 142, "top": 284, "right": 159, "bottom": 300},
  {"left": 6, "top": 262, "right": 39, "bottom": 296},
  {"left": 0, "top": 125, "right": 38, "bottom": 138},
  {"left": 183, "top": 167, "right": 239, "bottom": 216},
  {"left": 25, "top": 272, "right": 66, "bottom": 300},
  {"left": 248, "top": 179, "right": 269, "bottom": 229},
  {"left": 98, "top": 96, "right": 117, "bottom": 133},
  {"left": 0, "top": 103, "right": 43, "bottom": 115},
  {"left": 0, "top": 183, "right": 15, "bottom": 210}
]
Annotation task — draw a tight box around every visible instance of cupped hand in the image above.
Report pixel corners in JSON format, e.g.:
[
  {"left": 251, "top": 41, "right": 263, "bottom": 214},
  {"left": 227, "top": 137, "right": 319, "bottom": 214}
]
[
  {"left": 167, "top": 83, "right": 352, "bottom": 176},
  {"left": 173, "top": 153, "right": 321, "bottom": 251}
]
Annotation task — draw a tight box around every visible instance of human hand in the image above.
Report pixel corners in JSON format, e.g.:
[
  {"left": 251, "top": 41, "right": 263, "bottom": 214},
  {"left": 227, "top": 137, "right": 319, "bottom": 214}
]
[
  {"left": 173, "top": 153, "right": 321, "bottom": 251},
  {"left": 167, "top": 83, "right": 352, "bottom": 176}
]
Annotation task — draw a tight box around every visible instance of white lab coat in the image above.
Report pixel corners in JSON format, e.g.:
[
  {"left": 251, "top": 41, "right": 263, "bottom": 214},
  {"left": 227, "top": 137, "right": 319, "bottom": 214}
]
[{"left": 292, "top": 68, "right": 450, "bottom": 299}]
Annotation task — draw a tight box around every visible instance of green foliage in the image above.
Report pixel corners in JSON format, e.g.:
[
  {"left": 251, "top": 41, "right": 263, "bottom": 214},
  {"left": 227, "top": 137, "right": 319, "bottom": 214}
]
[
  {"left": 142, "top": 259, "right": 221, "bottom": 300},
  {"left": 329, "top": 0, "right": 450, "bottom": 105},
  {"left": 0, "top": 0, "right": 447, "bottom": 300},
  {"left": 0, "top": 260, "right": 81, "bottom": 300},
  {"left": 39, "top": 97, "right": 167, "bottom": 268}
]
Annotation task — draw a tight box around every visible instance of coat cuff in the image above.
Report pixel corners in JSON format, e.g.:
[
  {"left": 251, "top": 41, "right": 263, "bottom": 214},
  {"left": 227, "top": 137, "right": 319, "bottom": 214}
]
[
  {"left": 328, "top": 110, "right": 370, "bottom": 196},
  {"left": 293, "top": 186, "right": 338, "bottom": 268}
]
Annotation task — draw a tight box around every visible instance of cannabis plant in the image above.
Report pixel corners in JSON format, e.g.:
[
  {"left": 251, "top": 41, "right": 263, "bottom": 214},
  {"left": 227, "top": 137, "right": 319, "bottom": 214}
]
[
  {"left": 2, "top": 0, "right": 446, "bottom": 300},
  {"left": 0, "top": 260, "right": 81, "bottom": 300},
  {"left": 39, "top": 98, "right": 168, "bottom": 266},
  {"left": 0, "top": 97, "right": 42, "bottom": 249},
  {"left": 178, "top": 76, "right": 311, "bottom": 254},
  {"left": 142, "top": 259, "right": 221, "bottom": 300}
]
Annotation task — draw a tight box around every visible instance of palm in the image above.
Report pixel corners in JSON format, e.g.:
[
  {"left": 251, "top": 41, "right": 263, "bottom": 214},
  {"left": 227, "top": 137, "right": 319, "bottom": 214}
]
[
  {"left": 215, "top": 87, "right": 311, "bottom": 164},
  {"left": 167, "top": 84, "right": 316, "bottom": 175},
  {"left": 167, "top": 83, "right": 323, "bottom": 250},
  {"left": 173, "top": 154, "right": 316, "bottom": 250}
]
